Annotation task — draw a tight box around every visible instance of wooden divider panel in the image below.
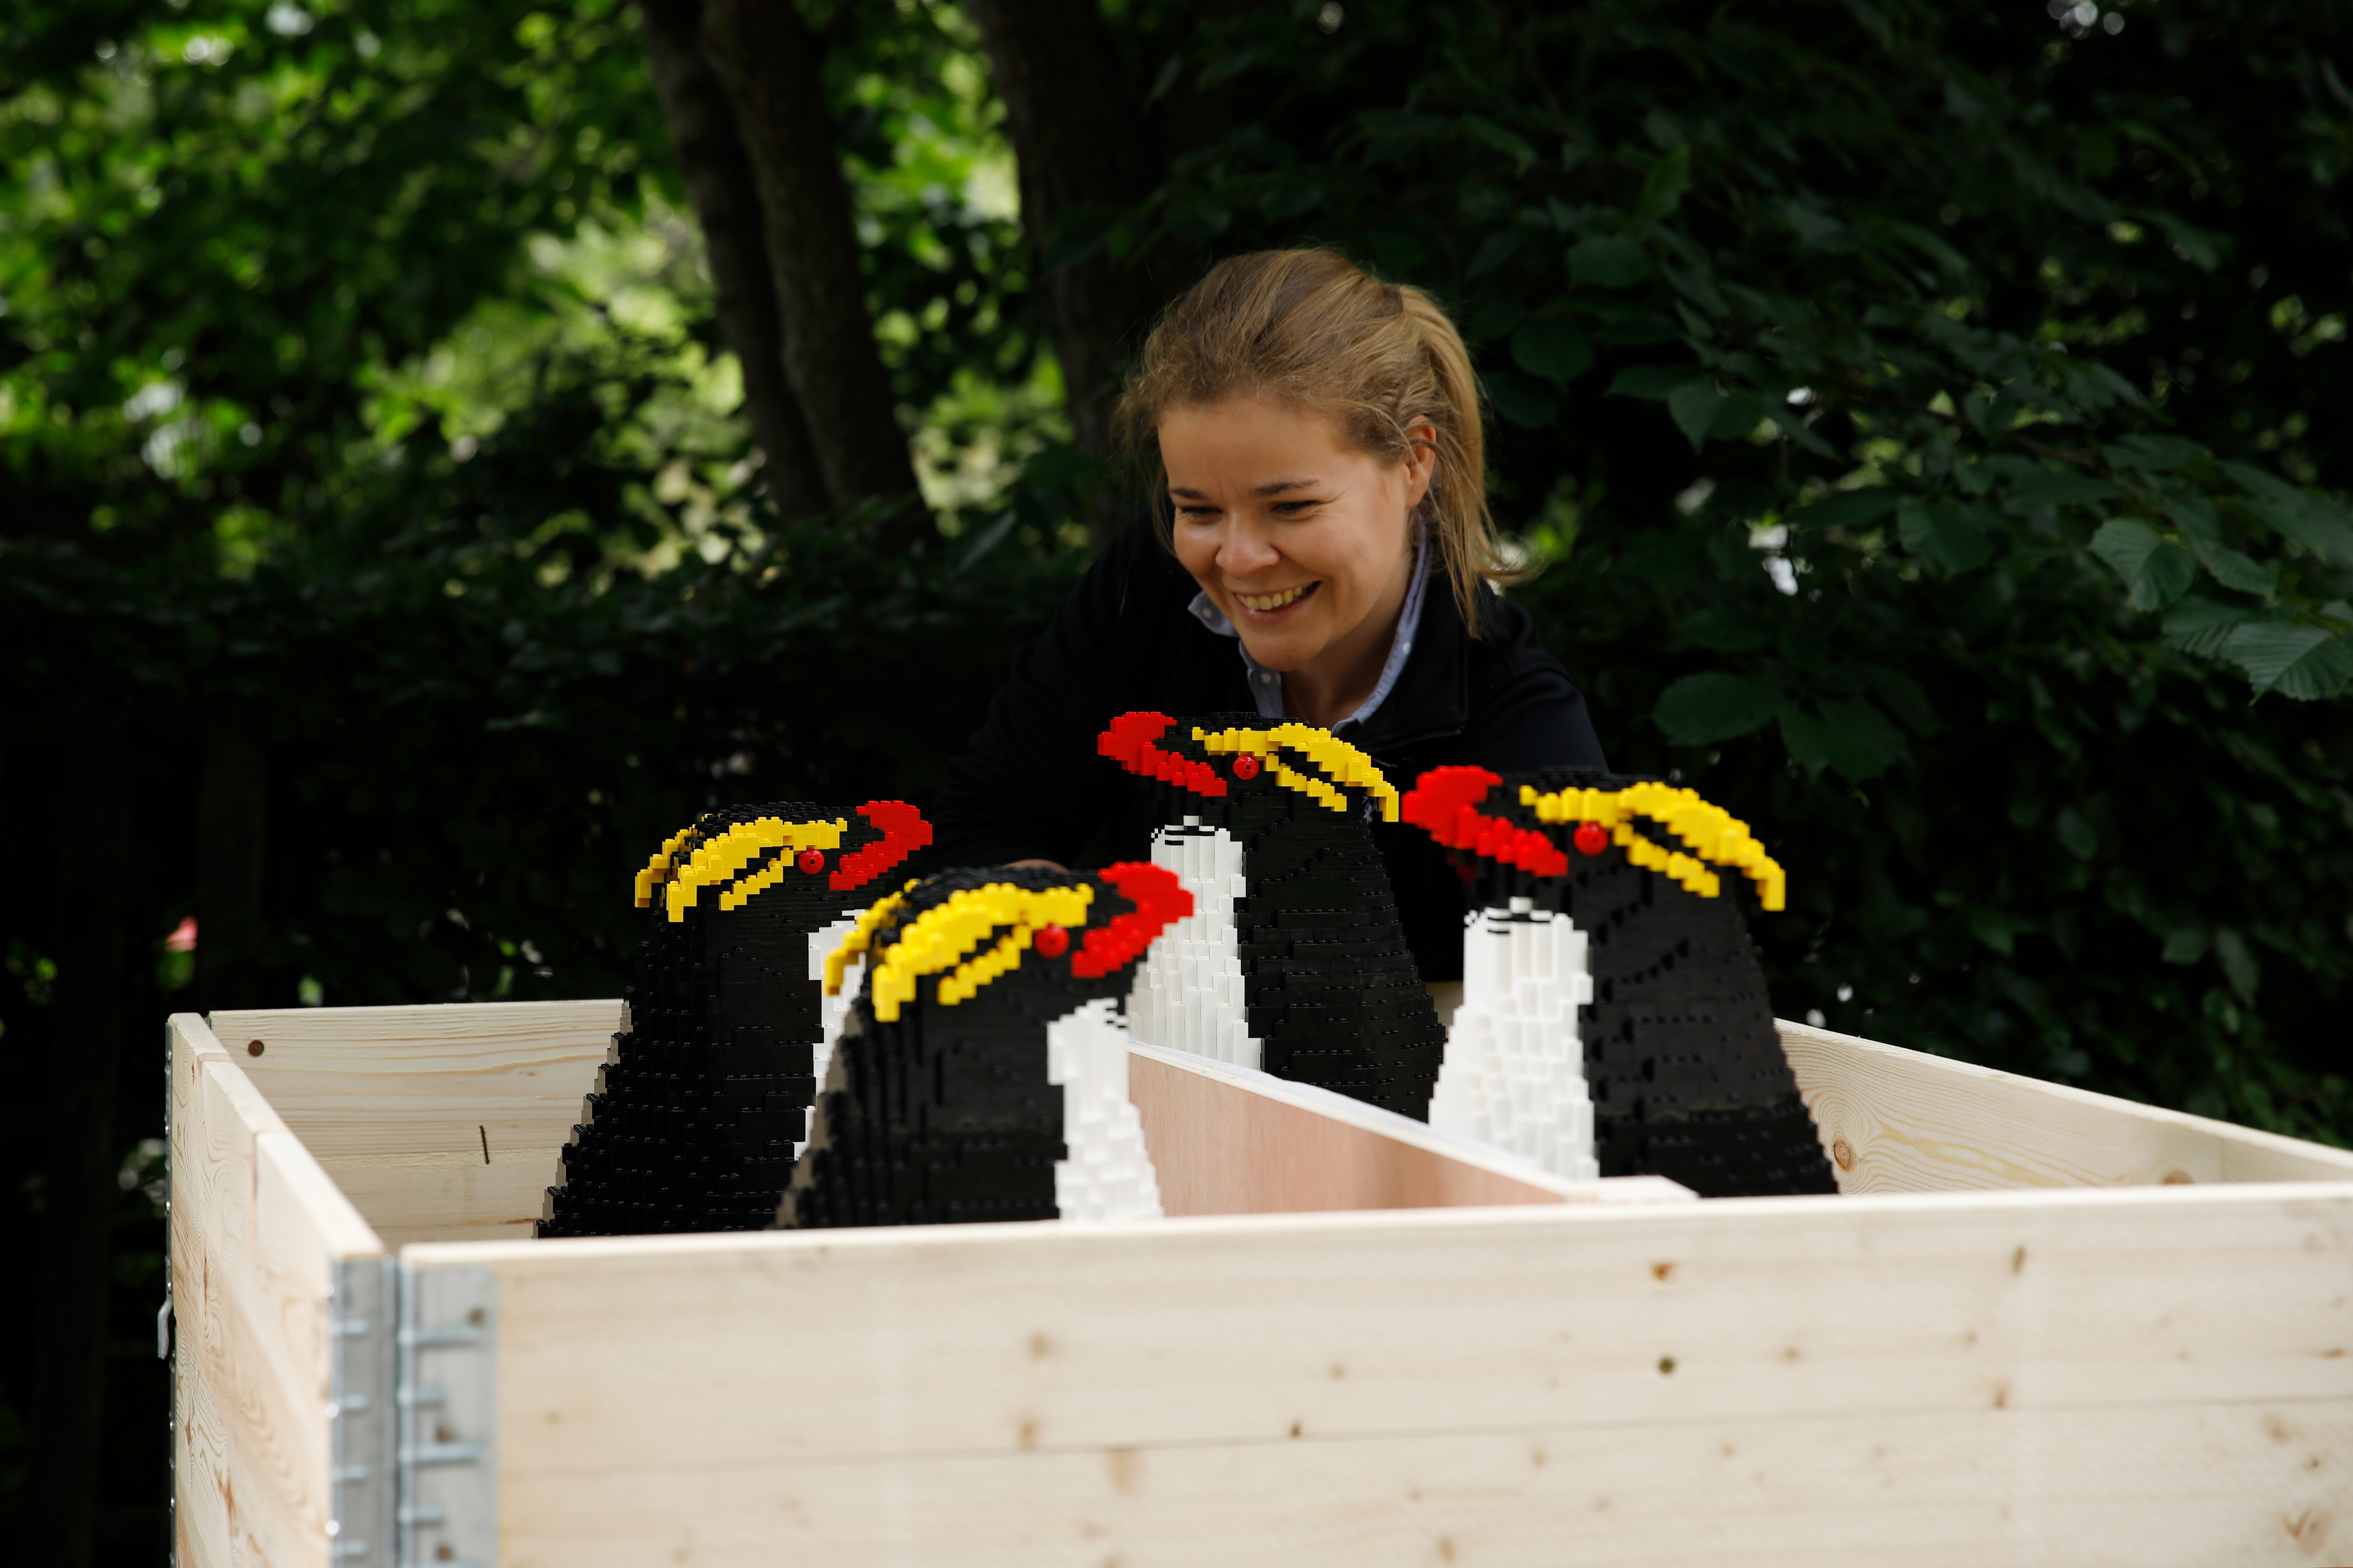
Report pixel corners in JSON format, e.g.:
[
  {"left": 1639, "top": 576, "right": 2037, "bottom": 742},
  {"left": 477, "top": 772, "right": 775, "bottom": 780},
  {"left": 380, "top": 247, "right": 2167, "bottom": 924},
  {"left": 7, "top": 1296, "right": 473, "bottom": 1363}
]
[
  {"left": 416, "top": 1181, "right": 2353, "bottom": 1568},
  {"left": 169, "top": 1013, "right": 382, "bottom": 1568},
  {"left": 1126, "top": 1040, "right": 1685, "bottom": 1212},
  {"left": 214, "top": 1000, "right": 616, "bottom": 1244},
  {"left": 1781, "top": 1018, "right": 2353, "bottom": 1192}
]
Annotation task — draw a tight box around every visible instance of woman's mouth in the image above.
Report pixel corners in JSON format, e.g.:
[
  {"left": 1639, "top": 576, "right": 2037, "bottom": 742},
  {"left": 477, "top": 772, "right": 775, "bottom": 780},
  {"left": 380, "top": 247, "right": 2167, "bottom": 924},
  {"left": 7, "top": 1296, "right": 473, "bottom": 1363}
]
[{"left": 1233, "top": 582, "right": 1319, "bottom": 613}]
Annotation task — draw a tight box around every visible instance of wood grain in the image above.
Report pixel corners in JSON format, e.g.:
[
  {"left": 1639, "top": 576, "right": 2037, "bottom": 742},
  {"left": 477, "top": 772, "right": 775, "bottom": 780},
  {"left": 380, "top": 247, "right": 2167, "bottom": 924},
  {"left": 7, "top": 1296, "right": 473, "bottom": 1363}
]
[
  {"left": 169, "top": 1013, "right": 383, "bottom": 1568},
  {"left": 1780, "top": 1017, "right": 2353, "bottom": 1192},
  {"left": 498, "top": 1404, "right": 2348, "bottom": 1568},
  {"left": 213, "top": 1000, "right": 615, "bottom": 1244},
  {"left": 417, "top": 1181, "right": 2353, "bottom": 1566},
  {"left": 1126, "top": 1040, "right": 1669, "bottom": 1213}
]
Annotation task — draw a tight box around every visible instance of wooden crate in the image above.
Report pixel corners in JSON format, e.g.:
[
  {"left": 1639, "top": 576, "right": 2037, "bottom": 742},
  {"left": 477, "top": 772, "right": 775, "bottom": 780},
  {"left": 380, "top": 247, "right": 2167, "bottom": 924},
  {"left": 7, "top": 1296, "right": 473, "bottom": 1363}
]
[{"left": 169, "top": 1001, "right": 2353, "bottom": 1568}]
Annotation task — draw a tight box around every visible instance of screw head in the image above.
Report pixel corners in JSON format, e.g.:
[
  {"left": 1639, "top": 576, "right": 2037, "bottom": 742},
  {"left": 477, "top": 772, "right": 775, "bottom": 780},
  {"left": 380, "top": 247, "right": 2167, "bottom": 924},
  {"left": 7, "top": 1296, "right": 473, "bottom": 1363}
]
[{"left": 246, "top": 1039, "right": 266, "bottom": 1057}]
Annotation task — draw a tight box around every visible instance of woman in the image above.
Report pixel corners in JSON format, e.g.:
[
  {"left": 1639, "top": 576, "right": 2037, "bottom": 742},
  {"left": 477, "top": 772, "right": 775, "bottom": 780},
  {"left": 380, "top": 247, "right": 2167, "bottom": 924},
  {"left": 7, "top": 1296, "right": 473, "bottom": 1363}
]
[{"left": 927, "top": 248, "right": 1607, "bottom": 981}]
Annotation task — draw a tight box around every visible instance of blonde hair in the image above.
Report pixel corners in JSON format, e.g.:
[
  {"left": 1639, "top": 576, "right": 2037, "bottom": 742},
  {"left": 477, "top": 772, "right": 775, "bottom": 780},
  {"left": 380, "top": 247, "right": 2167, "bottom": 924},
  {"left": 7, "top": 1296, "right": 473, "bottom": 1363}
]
[{"left": 1114, "top": 248, "right": 1520, "bottom": 633}]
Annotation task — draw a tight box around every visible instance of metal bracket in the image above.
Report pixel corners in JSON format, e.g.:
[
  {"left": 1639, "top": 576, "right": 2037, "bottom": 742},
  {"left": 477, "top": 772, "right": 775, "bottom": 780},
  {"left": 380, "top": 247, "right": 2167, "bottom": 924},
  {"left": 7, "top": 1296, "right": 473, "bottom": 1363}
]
[
  {"left": 331, "top": 1258, "right": 398, "bottom": 1566},
  {"left": 398, "top": 1267, "right": 497, "bottom": 1568}
]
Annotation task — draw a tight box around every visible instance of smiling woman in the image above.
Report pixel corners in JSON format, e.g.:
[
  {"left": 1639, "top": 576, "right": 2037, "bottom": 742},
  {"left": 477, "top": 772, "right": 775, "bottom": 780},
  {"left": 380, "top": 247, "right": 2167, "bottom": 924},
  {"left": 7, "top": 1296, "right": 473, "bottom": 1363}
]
[{"left": 927, "top": 249, "right": 1608, "bottom": 981}]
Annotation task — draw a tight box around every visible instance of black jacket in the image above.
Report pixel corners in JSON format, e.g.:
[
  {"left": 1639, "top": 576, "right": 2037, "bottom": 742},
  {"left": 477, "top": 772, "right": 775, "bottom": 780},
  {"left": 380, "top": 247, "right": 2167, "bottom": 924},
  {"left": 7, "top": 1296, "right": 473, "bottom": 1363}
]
[{"left": 928, "top": 513, "right": 1609, "bottom": 980}]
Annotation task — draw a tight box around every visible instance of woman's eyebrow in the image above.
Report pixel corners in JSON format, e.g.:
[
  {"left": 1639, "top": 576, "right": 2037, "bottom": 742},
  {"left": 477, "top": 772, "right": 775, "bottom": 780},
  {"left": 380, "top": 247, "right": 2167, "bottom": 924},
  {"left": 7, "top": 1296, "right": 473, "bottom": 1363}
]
[{"left": 1253, "top": 478, "right": 1321, "bottom": 495}]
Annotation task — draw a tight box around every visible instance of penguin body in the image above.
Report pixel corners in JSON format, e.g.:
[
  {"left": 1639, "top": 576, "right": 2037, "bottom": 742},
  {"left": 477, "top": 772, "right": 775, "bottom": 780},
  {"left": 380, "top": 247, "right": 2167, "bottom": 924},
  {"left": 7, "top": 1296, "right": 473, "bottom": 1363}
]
[
  {"left": 1101, "top": 711, "right": 1447, "bottom": 1121},
  {"left": 780, "top": 863, "right": 1189, "bottom": 1229},
  {"left": 1402, "top": 767, "right": 1835, "bottom": 1197},
  {"left": 538, "top": 799, "right": 931, "bottom": 1237}
]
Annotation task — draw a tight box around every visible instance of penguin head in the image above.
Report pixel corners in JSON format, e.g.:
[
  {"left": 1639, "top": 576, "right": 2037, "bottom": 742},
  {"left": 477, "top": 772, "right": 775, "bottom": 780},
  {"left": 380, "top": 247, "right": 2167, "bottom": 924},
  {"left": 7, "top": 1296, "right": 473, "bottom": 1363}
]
[
  {"left": 633, "top": 799, "right": 934, "bottom": 924},
  {"left": 1098, "top": 709, "right": 1400, "bottom": 831},
  {"left": 825, "top": 862, "right": 1192, "bottom": 1024},
  {"left": 1401, "top": 766, "right": 1786, "bottom": 915}
]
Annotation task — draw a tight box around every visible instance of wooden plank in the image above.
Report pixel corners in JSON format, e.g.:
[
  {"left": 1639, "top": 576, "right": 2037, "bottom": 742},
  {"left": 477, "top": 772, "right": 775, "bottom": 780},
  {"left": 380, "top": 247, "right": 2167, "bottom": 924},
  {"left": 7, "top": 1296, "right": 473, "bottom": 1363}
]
[
  {"left": 169, "top": 1013, "right": 383, "bottom": 1568},
  {"left": 214, "top": 1000, "right": 615, "bottom": 1244},
  {"left": 406, "top": 1181, "right": 2353, "bottom": 1568},
  {"left": 496, "top": 1402, "right": 2349, "bottom": 1568},
  {"left": 1126, "top": 1041, "right": 1683, "bottom": 1214},
  {"left": 1780, "top": 1018, "right": 2353, "bottom": 1192}
]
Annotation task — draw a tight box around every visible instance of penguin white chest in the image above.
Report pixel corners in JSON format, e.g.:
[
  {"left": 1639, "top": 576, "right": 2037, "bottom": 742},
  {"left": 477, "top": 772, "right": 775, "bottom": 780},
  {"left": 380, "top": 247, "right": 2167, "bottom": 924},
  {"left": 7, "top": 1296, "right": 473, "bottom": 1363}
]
[
  {"left": 1124, "top": 819, "right": 1262, "bottom": 1071},
  {"left": 1430, "top": 897, "right": 1598, "bottom": 1180}
]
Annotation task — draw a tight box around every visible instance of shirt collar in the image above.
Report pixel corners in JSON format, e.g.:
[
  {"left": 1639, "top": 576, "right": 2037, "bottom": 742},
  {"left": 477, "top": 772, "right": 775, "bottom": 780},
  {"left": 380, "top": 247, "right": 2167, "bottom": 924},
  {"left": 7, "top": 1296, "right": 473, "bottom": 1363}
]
[{"left": 1186, "top": 531, "right": 1432, "bottom": 728}]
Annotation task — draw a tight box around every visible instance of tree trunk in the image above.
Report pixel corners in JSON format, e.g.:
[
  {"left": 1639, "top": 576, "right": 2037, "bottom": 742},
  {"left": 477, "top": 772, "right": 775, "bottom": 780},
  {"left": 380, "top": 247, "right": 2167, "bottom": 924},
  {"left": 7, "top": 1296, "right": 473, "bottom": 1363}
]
[
  {"left": 29, "top": 698, "right": 133, "bottom": 1568},
  {"left": 967, "top": 0, "right": 1168, "bottom": 544},
  {"left": 638, "top": 0, "right": 832, "bottom": 522},
  {"left": 699, "top": 0, "right": 927, "bottom": 541}
]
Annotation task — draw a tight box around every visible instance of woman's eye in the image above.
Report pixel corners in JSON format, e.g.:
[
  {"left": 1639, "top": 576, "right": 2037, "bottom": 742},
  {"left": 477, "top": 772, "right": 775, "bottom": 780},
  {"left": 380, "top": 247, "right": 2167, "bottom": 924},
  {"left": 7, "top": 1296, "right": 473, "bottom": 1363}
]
[{"left": 1271, "top": 499, "right": 1319, "bottom": 515}]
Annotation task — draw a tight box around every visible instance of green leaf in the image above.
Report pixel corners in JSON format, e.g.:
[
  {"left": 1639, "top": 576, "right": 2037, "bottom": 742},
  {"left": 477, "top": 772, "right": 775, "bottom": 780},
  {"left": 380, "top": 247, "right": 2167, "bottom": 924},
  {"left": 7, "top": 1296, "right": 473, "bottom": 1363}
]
[
  {"left": 2055, "top": 805, "right": 2098, "bottom": 860},
  {"left": 1673, "top": 606, "right": 1774, "bottom": 653},
  {"left": 2146, "top": 209, "right": 2227, "bottom": 271},
  {"left": 1782, "top": 697, "right": 1907, "bottom": 781},
  {"left": 2161, "top": 595, "right": 2265, "bottom": 659},
  {"left": 1667, "top": 378, "right": 1725, "bottom": 451},
  {"left": 1967, "top": 908, "right": 2035, "bottom": 956},
  {"left": 1898, "top": 496, "right": 1993, "bottom": 572},
  {"left": 1788, "top": 489, "right": 1897, "bottom": 532},
  {"left": 1509, "top": 317, "right": 1593, "bottom": 385},
  {"left": 1655, "top": 672, "right": 1779, "bottom": 745},
  {"left": 1606, "top": 363, "right": 1705, "bottom": 399},
  {"left": 2102, "top": 434, "right": 2199, "bottom": 473},
  {"left": 2221, "top": 624, "right": 2353, "bottom": 699},
  {"left": 2002, "top": 468, "right": 2121, "bottom": 508},
  {"left": 2090, "top": 518, "right": 2196, "bottom": 611},
  {"left": 2224, "top": 461, "right": 2353, "bottom": 568},
  {"left": 2213, "top": 927, "right": 2260, "bottom": 1004},
  {"left": 1461, "top": 114, "right": 1538, "bottom": 172},
  {"left": 1637, "top": 145, "right": 1691, "bottom": 220},
  {"left": 1481, "top": 368, "right": 1558, "bottom": 430},
  {"left": 1467, "top": 227, "right": 1524, "bottom": 278},
  {"left": 1783, "top": 201, "right": 1845, "bottom": 247},
  {"left": 1858, "top": 664, "right": 1940, "bottom": 736},
  {"left": 1662, "top": 262, "right": 1727, "bottom": 317},
  {"left": 1569, "top": 235, "right": 1652, "bottom": 288},
  {"left": 2164, "top": 497, "right": 2278, "bottom": 599},
  {"left": 1710, "top": 392, "right": 1765, "bottom": 442},
  {"left": 1776, "top": 706, "right": 1834, "bottom": 774}
]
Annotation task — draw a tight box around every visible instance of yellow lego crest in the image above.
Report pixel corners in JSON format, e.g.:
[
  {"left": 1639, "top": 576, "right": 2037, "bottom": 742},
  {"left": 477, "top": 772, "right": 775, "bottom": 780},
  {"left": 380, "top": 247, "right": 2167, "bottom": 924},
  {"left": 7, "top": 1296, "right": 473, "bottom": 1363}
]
[
  {"left": 1194, "top": 723, "right": 1402, "bottom": 821},
  {"left": 633, "top": 815, "right": 849, "bottom": 921},
  {"left": 1519, "top": 781, "right": 1786, "bottom": 911}
]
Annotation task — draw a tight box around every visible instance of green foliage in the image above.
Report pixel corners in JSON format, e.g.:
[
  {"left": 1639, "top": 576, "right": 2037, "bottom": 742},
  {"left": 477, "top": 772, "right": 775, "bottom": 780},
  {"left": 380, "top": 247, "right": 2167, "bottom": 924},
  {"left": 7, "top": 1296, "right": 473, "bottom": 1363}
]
[{"left": 1085, "top": 0, "right": 2352, "bottom": 1141}]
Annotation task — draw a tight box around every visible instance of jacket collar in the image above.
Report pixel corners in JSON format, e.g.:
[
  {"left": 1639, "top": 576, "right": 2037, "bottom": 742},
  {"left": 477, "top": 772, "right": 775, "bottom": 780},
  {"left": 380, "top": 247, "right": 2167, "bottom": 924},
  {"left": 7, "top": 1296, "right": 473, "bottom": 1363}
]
[{"left": 1333, "top": 573, "right": 1480, "bottom": 755}]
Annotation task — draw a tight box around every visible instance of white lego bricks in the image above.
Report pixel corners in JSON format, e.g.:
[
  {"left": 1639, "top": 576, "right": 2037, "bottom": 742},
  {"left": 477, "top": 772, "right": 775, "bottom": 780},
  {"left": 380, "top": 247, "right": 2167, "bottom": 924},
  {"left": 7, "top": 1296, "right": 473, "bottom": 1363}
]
[
  {"left": 1046, "top": 997, "right": 1165, "bottom": 1223},
  {"left": 800, "top": 913, "right": 864, "bottom": 1159},
  {"left": 1428, "top": 896, "right": 1599, "bottom": 1181},
  {"left": 1124, "top": 819, "right": 1264, "bottom": 1071}
]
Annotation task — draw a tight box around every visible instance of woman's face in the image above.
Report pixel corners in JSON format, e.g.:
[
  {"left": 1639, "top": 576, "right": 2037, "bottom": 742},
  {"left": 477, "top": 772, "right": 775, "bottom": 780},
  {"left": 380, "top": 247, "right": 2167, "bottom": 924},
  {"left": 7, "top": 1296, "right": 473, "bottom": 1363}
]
[{"left": 1160, "top": 394, "right": 1435, "bottom": 682}]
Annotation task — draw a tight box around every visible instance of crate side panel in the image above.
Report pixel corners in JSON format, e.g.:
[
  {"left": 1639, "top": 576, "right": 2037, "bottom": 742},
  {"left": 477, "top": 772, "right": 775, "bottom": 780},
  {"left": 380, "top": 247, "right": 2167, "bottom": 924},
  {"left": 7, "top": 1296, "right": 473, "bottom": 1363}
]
[
  {"left": 494, "top": 1399, "right": 2350, "bottom": 1568},
  {"left": 175, "top": 1047, "right": 355, "bottom": 1568},
  {"left": 214, "top": 999, "right": 615, "bottom": 1244},
  {"left": 1781, "top": 1019, "right": 2353, "bottom": 1192},
  {"left": 437, "top": 1186, "right": 2353, "bottom": 1477},
  {"left": 171, "top": 1017, "right": 237, "bottom": 1568}
]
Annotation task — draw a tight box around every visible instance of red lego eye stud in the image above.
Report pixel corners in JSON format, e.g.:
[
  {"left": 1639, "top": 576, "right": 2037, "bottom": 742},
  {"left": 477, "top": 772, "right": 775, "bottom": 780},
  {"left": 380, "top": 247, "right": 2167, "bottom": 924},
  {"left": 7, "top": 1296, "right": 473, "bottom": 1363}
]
[
  {"left": 1033, "top": 923, "right": 1070, "bottom": 958},
  {"left": 797, "top": 848, "right": 826, "bottom": 875},
  {"left": 1573, "top": 822, "right": 1610, "bottom": 857},
  {"left": 1231, "top": 753, "right": 1260, "bottom": 781}
]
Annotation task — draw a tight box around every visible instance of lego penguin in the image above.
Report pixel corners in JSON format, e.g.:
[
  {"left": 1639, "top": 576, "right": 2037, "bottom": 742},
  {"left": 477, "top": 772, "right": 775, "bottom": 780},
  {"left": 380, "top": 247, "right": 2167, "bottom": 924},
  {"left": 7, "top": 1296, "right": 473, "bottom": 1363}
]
[
  {"left": 1097, "top": 710, "right": 1448, "bottom": 1122},
  {"left": 538, "top": 798, "right": 931, "bottom": 1237},
  {"left": 780, "top": 861, "right": 1190, "bottom": 1228},
  {"left": 1400, "top": 765, "right": 1835, "bottom": 1197}
]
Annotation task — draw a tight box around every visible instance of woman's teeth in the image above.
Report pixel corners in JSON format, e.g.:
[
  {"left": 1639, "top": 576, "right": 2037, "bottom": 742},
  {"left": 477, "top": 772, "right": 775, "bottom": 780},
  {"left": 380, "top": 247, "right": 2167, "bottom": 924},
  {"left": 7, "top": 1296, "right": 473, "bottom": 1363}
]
[{"left": 1236, "top": 583, "right": 1314, "bottom": 612}]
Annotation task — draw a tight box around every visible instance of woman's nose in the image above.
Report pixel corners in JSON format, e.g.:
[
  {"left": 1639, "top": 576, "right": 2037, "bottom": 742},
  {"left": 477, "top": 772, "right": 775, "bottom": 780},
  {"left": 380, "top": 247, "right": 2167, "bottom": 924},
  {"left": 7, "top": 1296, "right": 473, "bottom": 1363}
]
[{"left": 1217, "top": 520, "right": 1279, "bottom": 576}]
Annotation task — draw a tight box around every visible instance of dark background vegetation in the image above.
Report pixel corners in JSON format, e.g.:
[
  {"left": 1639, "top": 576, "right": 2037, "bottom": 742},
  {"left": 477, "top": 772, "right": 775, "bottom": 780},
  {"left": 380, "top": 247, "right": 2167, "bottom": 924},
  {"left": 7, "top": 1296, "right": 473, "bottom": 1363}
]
[{"left": 3, "top": 0, "right": 2348, "bottom": 1559}]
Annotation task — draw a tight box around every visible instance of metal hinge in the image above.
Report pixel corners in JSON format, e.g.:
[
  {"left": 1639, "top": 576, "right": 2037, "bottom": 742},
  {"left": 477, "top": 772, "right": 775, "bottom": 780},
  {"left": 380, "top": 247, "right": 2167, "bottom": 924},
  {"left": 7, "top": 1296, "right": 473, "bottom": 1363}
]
[
  {"left": 330, "top": 1258, "right": 398, "bottom": 1566},
  {"left": 397, "top": 1267, "right": 497, "bottom": 1568}
]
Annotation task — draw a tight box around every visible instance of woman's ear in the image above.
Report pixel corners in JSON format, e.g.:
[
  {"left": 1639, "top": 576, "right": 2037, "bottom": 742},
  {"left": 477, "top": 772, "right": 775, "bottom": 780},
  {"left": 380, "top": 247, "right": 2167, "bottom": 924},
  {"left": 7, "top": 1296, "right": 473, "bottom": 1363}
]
[{"left": 1402, "top": 418, "right": 1439, "bottom": 510}]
